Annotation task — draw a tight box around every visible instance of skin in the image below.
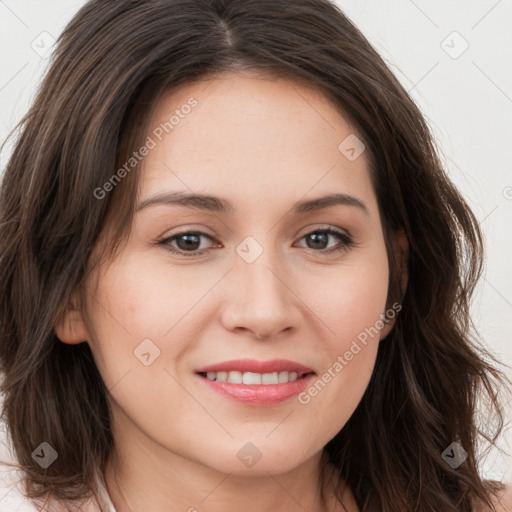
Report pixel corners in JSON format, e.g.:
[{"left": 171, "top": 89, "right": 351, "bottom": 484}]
[{"left": 55, "top": 70, "right": 408, "bottom": 512}]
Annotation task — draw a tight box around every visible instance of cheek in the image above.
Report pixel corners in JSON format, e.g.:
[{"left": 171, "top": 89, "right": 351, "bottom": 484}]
[
  {"left": 83, "top": 251, "right": 232, "bottom": 394},
  {"left": 294, "top": 246, "right": 389, "bottom": 426},
  {"left": 307, "top": 249, "right": 390, "bottom": 348},
  {"left": 83, "top": 260, "right": 196, "bottom": 429},
  {"left": 89, "top": 253, "right": 213, "bottom": 338}
]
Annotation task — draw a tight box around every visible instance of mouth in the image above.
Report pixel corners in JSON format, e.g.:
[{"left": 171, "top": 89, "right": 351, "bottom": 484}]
[
  {"left": 194, "top": 359, "right": 316, "bottom": 406},
  {"left": 197, "top": 370, "right": 314, "bottom": 385}
]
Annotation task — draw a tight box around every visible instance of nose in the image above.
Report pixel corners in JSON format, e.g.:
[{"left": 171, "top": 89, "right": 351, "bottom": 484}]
[{"left": 219, "top": 248, "right": 302, "bottom": 340}]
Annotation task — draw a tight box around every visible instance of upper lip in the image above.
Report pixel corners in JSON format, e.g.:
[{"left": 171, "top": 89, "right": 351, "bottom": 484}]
[{"left": 195, "top": 358, "right": 315, "bottom": 375}]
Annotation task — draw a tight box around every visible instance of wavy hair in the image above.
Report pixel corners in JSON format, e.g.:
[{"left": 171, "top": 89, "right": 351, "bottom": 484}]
[{"left": 0, "top": 1, "right": 508, "bottom": 510}]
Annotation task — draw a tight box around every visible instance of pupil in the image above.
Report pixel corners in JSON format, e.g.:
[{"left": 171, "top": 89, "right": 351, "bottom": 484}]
[
  {"left": 178, "top": 234, "right": 200, "bottom": 251},
  {"left": 308, "top": 232, "right": 327, "bottom": 249}
]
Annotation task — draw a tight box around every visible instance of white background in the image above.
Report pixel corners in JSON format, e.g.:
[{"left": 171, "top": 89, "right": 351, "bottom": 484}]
[{"left": 0, "top": 0, "right": 511, "bottom": 485}]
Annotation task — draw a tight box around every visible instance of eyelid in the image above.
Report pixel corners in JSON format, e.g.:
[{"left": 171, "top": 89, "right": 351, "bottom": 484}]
[{"left": 295, "top": 223, "right": 351, "bottom": 239}]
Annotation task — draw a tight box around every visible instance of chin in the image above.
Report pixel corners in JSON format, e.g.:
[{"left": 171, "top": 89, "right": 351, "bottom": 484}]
[{"left": 192, "top": 435, "right": 321, "bottom": 476}]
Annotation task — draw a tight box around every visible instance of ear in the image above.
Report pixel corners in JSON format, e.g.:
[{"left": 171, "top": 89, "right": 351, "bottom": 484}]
[
  {"left": 380, "top": 229, "right": 408, "bottom": 340},
  {"left": 53, "top": 297, "right": 89, "bottom": 345}
]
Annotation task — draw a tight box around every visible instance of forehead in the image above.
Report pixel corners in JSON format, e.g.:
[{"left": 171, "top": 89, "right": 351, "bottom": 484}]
[{"left": 139, "top": 71, "right": 376, "bottom": 213}]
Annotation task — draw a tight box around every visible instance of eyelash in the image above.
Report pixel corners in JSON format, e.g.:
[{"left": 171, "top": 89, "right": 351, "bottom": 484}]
[{"left": 157, "top": 228, "right": 354, "bottom": 257}]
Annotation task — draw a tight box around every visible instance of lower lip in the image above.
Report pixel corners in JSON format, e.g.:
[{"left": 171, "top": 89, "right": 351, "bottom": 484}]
[{"left": 197, "top": 373, "right": 315, "bottom": 406}]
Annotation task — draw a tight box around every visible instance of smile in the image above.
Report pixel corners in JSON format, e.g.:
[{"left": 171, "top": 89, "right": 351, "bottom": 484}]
[{"left": 199, "top": 370, "right": 308, "bottom": 384}]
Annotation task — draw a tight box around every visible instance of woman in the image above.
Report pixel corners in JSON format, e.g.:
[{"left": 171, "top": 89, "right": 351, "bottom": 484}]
[{"left": 0, "top": 0, "right": 509, "bottom": 510}]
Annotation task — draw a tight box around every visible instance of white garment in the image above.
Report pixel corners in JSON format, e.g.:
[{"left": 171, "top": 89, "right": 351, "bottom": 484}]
[{"left": 0, "top": 423, "right": 117, "bottom": 512}]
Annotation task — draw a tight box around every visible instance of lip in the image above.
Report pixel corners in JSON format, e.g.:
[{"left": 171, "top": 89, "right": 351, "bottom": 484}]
[
  {"left": 195, "top": 358, "right": 314, "bottom": 374},
  {"left": 197, "top": 373, "right": 315, "bottom": 406},
  {"left": 195, "top": 358, "right": 316, "bottom": 407}
]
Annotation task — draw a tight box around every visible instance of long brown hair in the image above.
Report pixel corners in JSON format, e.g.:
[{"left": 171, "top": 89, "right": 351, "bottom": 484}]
[{"left": 0, "top": 1, "right": 508, "bottom": 510}]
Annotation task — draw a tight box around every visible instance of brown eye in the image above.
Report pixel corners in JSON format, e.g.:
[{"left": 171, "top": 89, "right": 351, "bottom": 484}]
[
  {"left": 158, "top": 231, "right": 216, "bottom": 256},
  {"left": 297, "top": 228, "right": 353, "bottom": 254}
]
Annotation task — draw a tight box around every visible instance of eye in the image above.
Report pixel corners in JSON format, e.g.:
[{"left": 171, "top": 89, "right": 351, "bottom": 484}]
[
  {"left": 157, "top": 227, "right": 354, "bottom": 257},
  {"left": 294, "top": 228, "right": 354, "bottom": 254},
  {"left": 158, "top": 231, "right": 218, "bottom": 256}
]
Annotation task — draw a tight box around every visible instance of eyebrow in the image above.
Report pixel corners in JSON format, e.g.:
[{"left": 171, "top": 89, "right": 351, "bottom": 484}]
[{"left": 136, "top": 191, "right": 369, "bottom": 216}]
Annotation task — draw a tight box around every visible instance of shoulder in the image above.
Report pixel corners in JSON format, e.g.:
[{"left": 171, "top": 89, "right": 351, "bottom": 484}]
[
  {"left": 477, "top": 484, "right": 512, "bottom": 512},
  {"left": 0, "top": 431, "right": 110, "bottom": 511},
  {"left": 493, "top": 485, "right": 512, "bottom": 512},
  {"left": 0, "top": 438, "right": 38, "bottom": 511}
]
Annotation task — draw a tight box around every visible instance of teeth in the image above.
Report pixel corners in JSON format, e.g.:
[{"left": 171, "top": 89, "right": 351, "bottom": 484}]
[
  {"left": 261, "top": 372, "right": 278, "bottom": 384},
  {"left": 243, "top": 372, "right": 262, "bottom": 385},
  {"left": 278, "top": 371, "right": 289, "bottom": 383},
  {"left": 204, "top": 370, "right": 302, "bottom": 384},
  {"left": 227, "top": 371, "right": 242, "bottom": 384}
]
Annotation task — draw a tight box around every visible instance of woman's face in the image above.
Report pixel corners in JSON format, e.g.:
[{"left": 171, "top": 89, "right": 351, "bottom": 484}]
[{"left": 58, "top": 71, "right": 397, "bottom": 477}]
